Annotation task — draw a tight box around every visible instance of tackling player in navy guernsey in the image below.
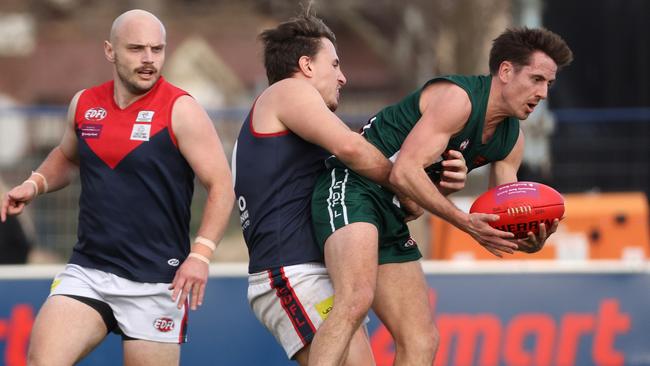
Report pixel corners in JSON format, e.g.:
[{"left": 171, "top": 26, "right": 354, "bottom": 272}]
[
  {"left": 231, "top": 11, "right": 469, "bottom": 365},
  {"left": 232, "top": 13, "right": 390, "bottom": 365},
  {"left": 1, "top": 9, "right": 234, "bottom": 366}
]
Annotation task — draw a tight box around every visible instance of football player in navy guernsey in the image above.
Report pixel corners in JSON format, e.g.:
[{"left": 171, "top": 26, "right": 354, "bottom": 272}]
[
  {"left": 233, "top": 10, "right": 471, "bottom": 365},
  {"left": 1, "top": 9, "right": 234, "bottom": 366},
  {"left": 309, "top": 27, "right": 572, "bottom": 365}
]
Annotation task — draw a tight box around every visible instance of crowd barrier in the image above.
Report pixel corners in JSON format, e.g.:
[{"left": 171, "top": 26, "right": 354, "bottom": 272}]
[{"left": 1, "top": 261, "right": 649, "bottom": 366}]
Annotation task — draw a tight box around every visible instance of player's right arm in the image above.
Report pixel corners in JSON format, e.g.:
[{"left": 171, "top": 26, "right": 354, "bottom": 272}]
[
  {"left": 263, "top": 78, "right": 393, "bottom": 186},
  {"left": 1, "top": 91, "right": 81, "bottom": 222},
  {"left": 389, "top": 82, "right": 517, "bottom": 256}
]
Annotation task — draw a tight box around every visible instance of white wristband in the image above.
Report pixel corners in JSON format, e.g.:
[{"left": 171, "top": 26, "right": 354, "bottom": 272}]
[
  {"left": 194, "top": 236, "right": 217, "bottom": 251},
  {"left": 188, "top": 252, "right": 210, "bottom": 264},
  {"left": 23, "top": 179, "right": 39, "bottom": 196},
  {"left": 31, "top": 171, "right": 49, "bottom": 194}
]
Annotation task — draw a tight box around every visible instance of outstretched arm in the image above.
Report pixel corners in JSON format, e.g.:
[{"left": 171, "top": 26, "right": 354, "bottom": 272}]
[
  {"left": 168, "top": 95, "right": 235, "bottom": 310},
  {"left": 1, "top": 91, "right": 81, "bottom": 222}
]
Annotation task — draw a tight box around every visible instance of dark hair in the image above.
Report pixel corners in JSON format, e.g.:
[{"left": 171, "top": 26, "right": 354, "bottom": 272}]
[
  {"left": 489, "top": 27, "right": 573, "bottom": 75},
  {"left": 259, "top": 14, "right": 336, "bottom": 84}
]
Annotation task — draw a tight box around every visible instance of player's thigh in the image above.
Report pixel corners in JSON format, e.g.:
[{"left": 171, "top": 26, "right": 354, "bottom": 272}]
[
  {"left": 312, "top": 168, "right": 382, "bottom": 277},
  {"left": 28, "top": 295, "right": 107, "bottom": 366},
  {"left": 372, "top": 261, "right": 434, "bottom": 339},
  {"left": 123, "top": 340, "right": 180, "bottom": 366},
  {"left": 324, "top": 222, "right": 379, "bottom": 297}
]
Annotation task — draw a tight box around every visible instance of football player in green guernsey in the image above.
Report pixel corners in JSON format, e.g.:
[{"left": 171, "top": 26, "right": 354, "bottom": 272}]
[{"left": 309, "top": 27, "right": 573, "bottom": 366}]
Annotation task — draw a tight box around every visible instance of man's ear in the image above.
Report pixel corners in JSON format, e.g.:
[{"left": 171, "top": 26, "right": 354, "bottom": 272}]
[
  {"left": 104, "top": 40, "right": 115, "bottom": 63},
  {"left": 498, "top": 60, "right": 514, "bottom": 83},
  {"left": 298, "top": 55, "right": 313, "bottom": 77}
]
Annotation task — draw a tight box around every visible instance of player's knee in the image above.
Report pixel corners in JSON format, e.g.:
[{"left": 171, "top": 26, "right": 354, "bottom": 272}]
[
  {"left": 395, "top": 322, "right": 439, "bottom": 358},
  {"left": 335, "top": 287, "right": 374, "bottom": 322}
]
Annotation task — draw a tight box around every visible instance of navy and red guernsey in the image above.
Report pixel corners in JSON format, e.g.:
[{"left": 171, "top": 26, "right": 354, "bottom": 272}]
[
  {"left": 233, "top": 104, "right": 329, "bottom": 273},
  {"left": 70, "top": 77, "right": 194, "bottom": 283}
]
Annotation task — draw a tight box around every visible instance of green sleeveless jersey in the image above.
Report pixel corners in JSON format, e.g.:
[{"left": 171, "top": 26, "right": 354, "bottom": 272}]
[{"left": 357, "top": 74, "right": 520, "bottom": 180}]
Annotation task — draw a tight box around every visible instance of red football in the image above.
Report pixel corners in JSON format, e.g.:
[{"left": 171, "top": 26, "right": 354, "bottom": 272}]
[{"left": 469, "top": 181, "right": 565, "bottom": 239}]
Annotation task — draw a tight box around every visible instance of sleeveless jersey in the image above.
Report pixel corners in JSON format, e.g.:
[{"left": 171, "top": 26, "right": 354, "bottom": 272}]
[
  {"left": 232, "top": 105, "right": 330, "bottom": 273},
  {"left": 349, "top": 74, "right": 520, "bottom": 179},
  {"left": 71, "top": 77, "right": 194, "bottom": 283}
]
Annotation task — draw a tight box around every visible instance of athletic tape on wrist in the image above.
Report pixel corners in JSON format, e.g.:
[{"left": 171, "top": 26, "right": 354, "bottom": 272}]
[
  {"left": 31, "top": 171, "right": 49, "bottom": 194},
  {"left": 188, "top": 252, "right": 210, "bottom": 264},
  {"left": 23, "top": 179, "right": 39, "bottom": 196},
  {"left": 194, "top": 236, "right": 217, "bottom": 251}
]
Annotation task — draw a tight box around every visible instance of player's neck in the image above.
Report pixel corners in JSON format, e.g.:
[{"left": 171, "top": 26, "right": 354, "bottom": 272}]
[
  {"left": 483, "top": 81, "right": 510, "bottom": 143},
  {"left": 112, "top": 79, "right": 156, "bottom": 109},
  {"left": 485, "top": 81, "right": 510, "bottom": 125}
]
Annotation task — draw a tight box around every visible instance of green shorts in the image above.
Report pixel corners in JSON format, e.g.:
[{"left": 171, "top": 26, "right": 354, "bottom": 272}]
[{"left": 311, "top": 167, "right": 422, "bottom": 264}]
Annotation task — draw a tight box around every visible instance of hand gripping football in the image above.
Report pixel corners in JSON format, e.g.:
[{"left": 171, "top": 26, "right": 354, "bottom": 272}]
[{"left": 470, "top": 181, "right": 565, "bottom": 239}]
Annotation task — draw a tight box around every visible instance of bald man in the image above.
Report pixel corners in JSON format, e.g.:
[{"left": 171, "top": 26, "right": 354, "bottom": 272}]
[{"left": 1, "top": 9, "right": 234, "bottom": 366}]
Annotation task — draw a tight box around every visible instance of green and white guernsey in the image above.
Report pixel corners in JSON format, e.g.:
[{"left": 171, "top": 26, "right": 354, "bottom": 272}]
[
  {"left": 351, "top": 74, "right": 520, "bottom": 180},
  {"left": 312, "top": 74, "right": 521, "bottom": 262}
]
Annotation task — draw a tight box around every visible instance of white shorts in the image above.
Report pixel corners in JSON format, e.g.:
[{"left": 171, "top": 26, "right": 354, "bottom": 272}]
[
  {"left": 248, "top": 262, "right": 368, "bottom": 359},
  {"left": 50, "top": 264, "right": 188, "bottom": 343}
]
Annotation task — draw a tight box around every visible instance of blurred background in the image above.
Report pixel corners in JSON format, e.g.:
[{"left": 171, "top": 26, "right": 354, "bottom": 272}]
[
  {"left": 0, "top": 0, "right": 649, "bottom": 365},
  {"left": 0, "top": 0, "right": 648, "bottom": 263},
  {"left": 0, "top": 0, "right": 648, "bottom": 264}
]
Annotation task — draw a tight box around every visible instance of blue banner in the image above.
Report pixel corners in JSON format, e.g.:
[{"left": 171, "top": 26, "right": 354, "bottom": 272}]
[{"left": 1, "top": 264, "right": 649, "bottom": 366}]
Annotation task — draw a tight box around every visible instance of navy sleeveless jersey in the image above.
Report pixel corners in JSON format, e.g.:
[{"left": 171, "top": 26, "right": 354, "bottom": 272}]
[
  {"left": 71, "top": 77, "right": 195, "bottom": 283},
  {"left": 233, "top": 105, "right": 329, "bottom": 273}
]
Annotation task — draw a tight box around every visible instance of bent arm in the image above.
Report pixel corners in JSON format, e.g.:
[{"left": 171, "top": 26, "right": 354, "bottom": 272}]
[
  {"left": 1, "top": 91, "right": 81, "bottom": 221},
  {"left": 490, "top": 130, "right": 559, "bottom": 252},
  {"left": 173, "top": 95, "right": 235, "bottom": 251},
  {"left": 274, "top": 79, "right": 392, "bottom": 186},
  {"left": 489, "top": 128, "right": 524, "bottom": 188},
  {"left": 34, "top": 91, "right": 81, "bottom": 192},
  {"left": 389, "top": 82, "right": 517, "bottom": 255},
  {"left": 389, "top": 83, "right": 471, "bottom": 227}
]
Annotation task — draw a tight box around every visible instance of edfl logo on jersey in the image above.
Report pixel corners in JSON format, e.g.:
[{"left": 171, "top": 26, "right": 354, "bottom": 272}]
[{"left": 84, "top": 107, "right": 107, "bottom": 121}]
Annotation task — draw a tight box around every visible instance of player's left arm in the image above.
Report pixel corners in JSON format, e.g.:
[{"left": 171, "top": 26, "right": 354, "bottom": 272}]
[
  {"left": 169, "top": 95, "right": 235, "bottom": 310},
  {"left": 490, "top": 128, "right": 559, "bottom": 252},
  {"left": 488, "top": 128, "right": 524, "bottom": 188}
]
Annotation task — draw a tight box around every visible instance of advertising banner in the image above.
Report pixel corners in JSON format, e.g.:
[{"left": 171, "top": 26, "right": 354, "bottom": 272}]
[{"left": 0, "top": 263, "right": 648, "bottom": 366}]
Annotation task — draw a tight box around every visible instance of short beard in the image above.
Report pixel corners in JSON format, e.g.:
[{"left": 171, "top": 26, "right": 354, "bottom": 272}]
[{"left": 117, "top": 69, "right": 156, "bottom": 95}]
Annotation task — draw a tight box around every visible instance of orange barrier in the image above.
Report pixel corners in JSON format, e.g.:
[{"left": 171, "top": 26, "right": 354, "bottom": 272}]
[{"left": 429, "top": 192, "right": 650, "bottom": 260}]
